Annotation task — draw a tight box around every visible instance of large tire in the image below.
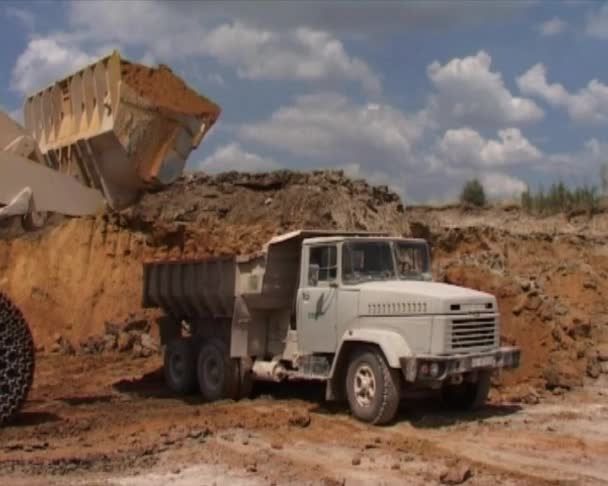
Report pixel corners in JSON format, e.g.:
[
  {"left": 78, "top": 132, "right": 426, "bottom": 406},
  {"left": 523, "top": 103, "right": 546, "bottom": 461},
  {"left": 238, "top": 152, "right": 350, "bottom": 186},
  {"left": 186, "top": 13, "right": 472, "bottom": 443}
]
[
  {"left": 197, "top": 339, "right": 232, "bottom": 402},
  {"left": 345, "top": 347, "right": 401, "bottom": 425},
  {"left": 442, "top": 370, "right": 492, "bottom": 410},
  {"left": 163, "top": 337, "right": 197, "bottom": 395},
  {"left": 0, "top": 293, "right": 35, "bottom": 425}
]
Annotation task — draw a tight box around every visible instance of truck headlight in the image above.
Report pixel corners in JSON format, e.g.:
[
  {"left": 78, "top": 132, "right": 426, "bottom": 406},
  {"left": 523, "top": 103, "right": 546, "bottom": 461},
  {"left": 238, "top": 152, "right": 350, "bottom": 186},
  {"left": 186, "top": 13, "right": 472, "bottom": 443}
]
[{"left": 430, "top": 362, "right": 440, "bottom": 378}]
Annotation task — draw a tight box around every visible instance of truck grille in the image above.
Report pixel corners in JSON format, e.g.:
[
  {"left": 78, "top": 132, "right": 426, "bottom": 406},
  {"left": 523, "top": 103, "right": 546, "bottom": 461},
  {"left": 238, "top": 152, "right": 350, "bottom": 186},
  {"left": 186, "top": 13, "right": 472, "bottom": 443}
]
[{"left": 449, "top": 317, "right": 497, "bottom": 351}]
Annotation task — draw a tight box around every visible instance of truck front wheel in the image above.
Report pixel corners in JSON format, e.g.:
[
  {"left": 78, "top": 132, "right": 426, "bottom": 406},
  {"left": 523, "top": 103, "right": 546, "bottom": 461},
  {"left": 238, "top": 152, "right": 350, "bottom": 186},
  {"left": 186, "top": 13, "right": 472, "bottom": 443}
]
[
  {"left": 442, "top": 370, "right": 492, "bottom": 410},
  {"left": 164, "top": 337, "right": 197, "bottom": 395},
  {"left": 345, "top": 347, "right": 401, "bottom": 425}
]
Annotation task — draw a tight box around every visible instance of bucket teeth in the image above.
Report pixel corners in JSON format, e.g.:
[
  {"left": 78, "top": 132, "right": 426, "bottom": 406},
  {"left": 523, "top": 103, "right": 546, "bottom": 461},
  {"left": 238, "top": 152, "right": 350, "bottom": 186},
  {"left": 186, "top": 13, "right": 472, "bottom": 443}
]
[{"left": 0, "top": 293, "right": 35, "bottom": 425}]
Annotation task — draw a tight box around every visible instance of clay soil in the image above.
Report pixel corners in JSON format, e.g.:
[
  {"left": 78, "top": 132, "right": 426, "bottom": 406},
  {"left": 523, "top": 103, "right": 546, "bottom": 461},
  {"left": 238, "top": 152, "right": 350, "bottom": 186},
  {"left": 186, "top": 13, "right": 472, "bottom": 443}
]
[{"left": 1, "top": 171, "right": 608, "bottom": 484}]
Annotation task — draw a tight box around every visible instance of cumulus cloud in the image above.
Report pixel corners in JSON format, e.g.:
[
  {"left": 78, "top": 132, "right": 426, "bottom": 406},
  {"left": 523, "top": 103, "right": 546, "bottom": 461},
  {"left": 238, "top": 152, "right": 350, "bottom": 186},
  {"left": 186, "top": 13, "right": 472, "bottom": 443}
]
[
  {"left": 517, "top": 63, "right": 608, "bottom": 123},
  {"left": 67, "top": 3, "right": 380, "bottom": 93},
  {"left": 240, "top": 93, "right": 429, "bottom": 168},
  {"left": 202, "top": 23, "right": 381, "bottom": 93},
  {"left": 198, "top": 143, "right": 280, "bottom": 173},
  {"left": 480, "top": 173, "right": 527, "bottom": 198},
  {"left": 427, "top": 51, "right": 543, "bottom": 127},
  {"left": 537, "top": 17, "right": 567, "bottom": 37},
  {"left": 10, "top": 38, "right": 96, "bottom": 95},
  {"left": 586, "top": 3, "right": 608, "bottom": 39},
  {"left": 438, "top": 127, "right": 541, "bottom": 168}
]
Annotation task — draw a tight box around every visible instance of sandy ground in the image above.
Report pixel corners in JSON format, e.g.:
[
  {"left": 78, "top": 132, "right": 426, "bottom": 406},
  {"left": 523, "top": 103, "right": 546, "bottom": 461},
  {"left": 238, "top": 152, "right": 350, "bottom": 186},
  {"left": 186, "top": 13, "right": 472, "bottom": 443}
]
[{"left": 1, "top": 354, "right": 606, "bottom": 485}]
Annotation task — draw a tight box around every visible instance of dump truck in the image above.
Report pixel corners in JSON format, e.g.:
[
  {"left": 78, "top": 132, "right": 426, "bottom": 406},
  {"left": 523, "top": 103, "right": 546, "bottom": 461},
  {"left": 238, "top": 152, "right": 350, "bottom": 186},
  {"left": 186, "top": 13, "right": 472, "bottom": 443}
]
[
  {"left": 143, "top": 230, "right": 521, "bottom": 425},
  {"left": 1, "top": 50, "right": 220, "bottom": 227},
  {"left": 0, "top": 51, "right": 220, "bottom": 424}
]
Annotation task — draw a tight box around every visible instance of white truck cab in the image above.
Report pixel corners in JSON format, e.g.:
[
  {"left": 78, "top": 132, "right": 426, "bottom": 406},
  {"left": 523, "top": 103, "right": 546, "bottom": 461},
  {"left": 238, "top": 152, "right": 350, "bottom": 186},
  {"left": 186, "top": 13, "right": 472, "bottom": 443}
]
[{"left": 144, "top": 230, "right": 520, "bottom": 425}]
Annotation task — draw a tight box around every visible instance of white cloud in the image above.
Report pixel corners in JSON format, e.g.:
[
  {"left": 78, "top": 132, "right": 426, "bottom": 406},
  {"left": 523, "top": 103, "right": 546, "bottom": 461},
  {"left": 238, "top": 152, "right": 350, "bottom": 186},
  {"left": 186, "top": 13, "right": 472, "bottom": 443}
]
[
  {"left": 67, "top": 3, "right": 381, "bottom": 93},
  {"left": 198, "top": 143, "right": 280, "bottom": 173},
  {"left": 480, "top": 173, "right": 527, "bottom": 198},
  {"left": 517, "top": 63, "right": 608, "bottom": 123},
  {"left": 10, "top": 38, "right": 96, "bottom": 95},
  {"left": 438, "top": 127, "right": 541, "bottom": 168},
  {"left": 240, "top": 93, "right": 429, "bottom": 168},
  {"left": 586, "top": 3, "right": 608, "bottom": 39},
  {"left": 427, "top": 51, "right": 544, "bottom": 127},
  {"left": 537, "top": 17, "right": 567, "bottom": 37},
  {"left": 202, "top": 23, "right": 381, "bottom": 93}
]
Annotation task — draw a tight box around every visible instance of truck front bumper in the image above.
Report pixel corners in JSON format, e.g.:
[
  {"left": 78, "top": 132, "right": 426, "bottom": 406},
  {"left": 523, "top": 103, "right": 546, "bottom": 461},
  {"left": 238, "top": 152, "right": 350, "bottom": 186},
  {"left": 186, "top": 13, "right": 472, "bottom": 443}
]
[{"left": 399, "top": 346, "right": 520, "bottom": 383}]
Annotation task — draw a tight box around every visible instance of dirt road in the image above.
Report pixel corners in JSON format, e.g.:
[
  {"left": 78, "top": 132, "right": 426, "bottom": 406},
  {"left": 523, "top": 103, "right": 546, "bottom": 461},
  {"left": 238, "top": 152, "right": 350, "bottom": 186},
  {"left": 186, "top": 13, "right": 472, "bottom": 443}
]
[{"left": 1, "top": 354, "right": 606, "bottom": 485}]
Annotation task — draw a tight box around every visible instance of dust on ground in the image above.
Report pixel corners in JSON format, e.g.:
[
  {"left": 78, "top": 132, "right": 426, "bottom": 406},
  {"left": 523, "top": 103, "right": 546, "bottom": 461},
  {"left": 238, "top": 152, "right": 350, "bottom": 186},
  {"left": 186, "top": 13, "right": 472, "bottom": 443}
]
[{"left": 1, "top": 354, "right": 607, "bottom": 485}]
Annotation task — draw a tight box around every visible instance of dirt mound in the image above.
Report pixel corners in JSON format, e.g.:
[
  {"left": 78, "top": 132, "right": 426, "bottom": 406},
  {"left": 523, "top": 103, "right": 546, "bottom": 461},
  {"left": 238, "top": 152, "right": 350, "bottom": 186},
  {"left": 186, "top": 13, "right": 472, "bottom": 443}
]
[
  {"left": 121, "top": 61, "right": 220, "bottom": 117},
  {"left": 410, "top": 221, "right": 608, "bottom": 400}
]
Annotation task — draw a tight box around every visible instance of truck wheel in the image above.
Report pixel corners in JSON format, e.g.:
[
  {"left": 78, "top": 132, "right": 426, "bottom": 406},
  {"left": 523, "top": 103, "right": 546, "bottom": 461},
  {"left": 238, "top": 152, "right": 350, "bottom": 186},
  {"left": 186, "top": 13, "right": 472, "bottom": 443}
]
[
  {"left": 197, "top": 339, "right": 230, "bottom": 402},
  {"left": 345, "top": 347, "right": 401, "bottom": 425},
  {"left": 163, "top": 337, "right": 197, "bottom": 395},
  {"left": 0, "top": 293, "right": 35, "bottom": 425},
  {"left": 442, "top": 370, "right": 492, "bottom": 410}
]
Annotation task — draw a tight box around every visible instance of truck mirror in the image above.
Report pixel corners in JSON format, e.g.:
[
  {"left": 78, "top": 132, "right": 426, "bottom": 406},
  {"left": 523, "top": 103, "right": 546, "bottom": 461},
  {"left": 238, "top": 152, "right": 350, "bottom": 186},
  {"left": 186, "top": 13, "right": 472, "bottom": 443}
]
[{"left": 308, "top": 264, "right": 320, "bottom": 286}]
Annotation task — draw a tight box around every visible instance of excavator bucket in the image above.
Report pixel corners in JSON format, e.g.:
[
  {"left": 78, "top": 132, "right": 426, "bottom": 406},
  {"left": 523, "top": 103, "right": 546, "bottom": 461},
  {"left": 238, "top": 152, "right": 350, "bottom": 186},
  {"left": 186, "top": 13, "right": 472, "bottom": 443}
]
[{"left": 23, "top": 51, "right": 221, "bottom": 210}]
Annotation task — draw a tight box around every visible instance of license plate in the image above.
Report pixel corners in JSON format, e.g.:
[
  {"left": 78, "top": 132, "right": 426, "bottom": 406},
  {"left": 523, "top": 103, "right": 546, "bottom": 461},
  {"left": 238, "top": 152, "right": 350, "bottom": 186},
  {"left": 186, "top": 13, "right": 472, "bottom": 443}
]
[{"left": 472, "top": 356, "right": 495, "bottom": 368}]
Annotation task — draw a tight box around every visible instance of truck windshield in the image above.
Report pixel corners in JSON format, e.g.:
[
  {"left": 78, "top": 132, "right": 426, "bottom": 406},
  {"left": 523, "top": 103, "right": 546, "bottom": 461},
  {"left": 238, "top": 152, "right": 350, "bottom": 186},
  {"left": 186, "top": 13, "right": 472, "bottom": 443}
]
[
  {"left": 342, "top": 240, "right": 430, "bottom": 283},
  {"left": 394, "top": 241, "right": 430, "bottom": 280}
]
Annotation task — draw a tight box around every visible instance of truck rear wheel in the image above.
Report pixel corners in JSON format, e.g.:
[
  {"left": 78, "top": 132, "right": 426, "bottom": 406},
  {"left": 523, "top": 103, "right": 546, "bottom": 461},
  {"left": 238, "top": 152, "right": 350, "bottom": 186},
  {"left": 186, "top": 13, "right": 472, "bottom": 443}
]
[
  {"left": 197, "top": 339, "right": 230, "bottom": 402},
  {"left": 164, "top": 337, "right": 197, "bottom": 395},
  {"left": 0, "top": 293, "right": 35, "bottom": 425},
  {"left": 442, "top": 370, "right": 492, "bottom": 410},
  {"left": 345, "top": 347, "right": 401, "bottom": 425}
]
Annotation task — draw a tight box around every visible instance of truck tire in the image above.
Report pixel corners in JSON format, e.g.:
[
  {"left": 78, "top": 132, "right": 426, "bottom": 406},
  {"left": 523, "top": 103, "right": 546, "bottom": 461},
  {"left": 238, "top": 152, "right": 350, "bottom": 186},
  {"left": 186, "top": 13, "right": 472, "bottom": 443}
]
[
  {"left": 345, "top": 347, "right": 401, "bottom": 425},
  {"left": 163, "top": 337, "right": 197, "bottom": 395},
  {"left": 442, "top": 370, "right": 492, "bottom": 410},
  {"left": 0, "top": 293, "right": 35, "bottom": 425},
  {"left": 197, "top": 339, "right": 230, "bottom": 402}
]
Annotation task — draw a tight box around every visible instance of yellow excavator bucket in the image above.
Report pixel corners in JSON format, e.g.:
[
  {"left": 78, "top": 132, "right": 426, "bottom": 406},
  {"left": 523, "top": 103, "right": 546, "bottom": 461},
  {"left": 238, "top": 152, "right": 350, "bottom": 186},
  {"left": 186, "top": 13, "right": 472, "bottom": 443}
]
[{"left": 23, "top": 51, "right": 221, "bottom": 210}]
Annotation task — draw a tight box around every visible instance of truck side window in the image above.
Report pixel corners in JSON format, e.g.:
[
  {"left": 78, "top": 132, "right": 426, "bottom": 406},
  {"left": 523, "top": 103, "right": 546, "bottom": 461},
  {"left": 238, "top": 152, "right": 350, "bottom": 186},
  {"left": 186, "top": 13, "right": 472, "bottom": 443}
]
[{"left": 309, "top": 246, "right": 337, "bottom": 283}]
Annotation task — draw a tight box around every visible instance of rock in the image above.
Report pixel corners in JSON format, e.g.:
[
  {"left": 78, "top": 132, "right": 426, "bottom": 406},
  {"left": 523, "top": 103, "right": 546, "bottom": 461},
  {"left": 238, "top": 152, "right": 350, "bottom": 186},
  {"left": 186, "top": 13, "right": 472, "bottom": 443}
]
[
  {"left": 587, "top": 358, "right": 601, "bottom": 379},
  {"left": 596, "top": 344, "right": 608, "bottom": 362},
  {"left": 524, "top": 294, "right": 542, "bottom": 311},
  {"left": 117, "top": 332, "right": 134, "bottom": 352},
  {"left": 544, "top": 361, "right": 583, "bottom": 390},
  {"left": 440, "top": 463, "right": 473, "bottom": 485},
  {"left": 123, "top": 319, "right": 150, "bottom": 333},
  {"left": 554, "top": 303, "right": 569, "bottom": 316},
  {"left": 104, "top": 321, "right": 120, "bottom": 336},
  {"left": 288, "top": 411, "right": 311, "bottom": 428},
  {"left": 600, "top": 362, "right": 608, "bottom": 374},
  {"left": 270, "top": 442, "right": 283, "bottom": 450},
  {"left": 132, "top": 343, "right": 143, "bottom": 357},
  {"left": 518, "top": 279, "right": 531, "bottom": 292},
  {"left": 103, "top": 333, "right": 117, "bottom": 351},
  {"left": 351, "top": 455, "right": 361, "bottom": 466},
  {"left": 140, "top": 333, "right": 158, "bottom": 352},
  {"left": 391, "top": 462, "right": 400, "bottom": 470}
]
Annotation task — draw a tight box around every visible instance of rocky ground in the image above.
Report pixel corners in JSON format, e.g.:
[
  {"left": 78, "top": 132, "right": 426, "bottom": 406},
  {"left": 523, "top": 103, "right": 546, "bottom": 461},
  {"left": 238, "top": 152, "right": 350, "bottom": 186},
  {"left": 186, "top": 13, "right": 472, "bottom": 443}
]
[{"left": 1, "top": 170, "right": 607, "bottom": 484}]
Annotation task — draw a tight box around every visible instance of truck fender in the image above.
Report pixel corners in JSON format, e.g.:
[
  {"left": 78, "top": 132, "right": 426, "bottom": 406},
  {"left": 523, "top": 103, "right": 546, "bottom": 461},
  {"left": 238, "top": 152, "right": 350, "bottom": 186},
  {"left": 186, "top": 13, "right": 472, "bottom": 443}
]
[{"left": 325, "top": 329, "right": 412, "bottom": 401}]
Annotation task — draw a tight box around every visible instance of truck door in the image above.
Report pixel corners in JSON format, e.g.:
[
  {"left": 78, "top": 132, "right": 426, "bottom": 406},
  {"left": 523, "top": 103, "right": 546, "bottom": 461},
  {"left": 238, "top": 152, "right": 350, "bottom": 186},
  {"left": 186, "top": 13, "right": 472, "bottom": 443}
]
[{"left": 297, "top": 244, "right": 338, "bottom": 353}]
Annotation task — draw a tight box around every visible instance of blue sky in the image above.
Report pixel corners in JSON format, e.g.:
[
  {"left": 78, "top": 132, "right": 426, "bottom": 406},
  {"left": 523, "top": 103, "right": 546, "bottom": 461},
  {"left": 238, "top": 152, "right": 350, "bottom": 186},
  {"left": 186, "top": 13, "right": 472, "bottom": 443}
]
[{"left": 2, "top": 0, "right": 608, "bottom": 202}]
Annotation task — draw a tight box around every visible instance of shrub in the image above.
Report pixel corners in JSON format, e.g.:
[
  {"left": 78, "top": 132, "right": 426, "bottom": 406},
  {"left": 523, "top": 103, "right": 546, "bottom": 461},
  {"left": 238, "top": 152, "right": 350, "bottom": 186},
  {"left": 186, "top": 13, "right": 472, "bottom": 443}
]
[{"left": 460, "top": 179, "right": 486, "bottom": 207}]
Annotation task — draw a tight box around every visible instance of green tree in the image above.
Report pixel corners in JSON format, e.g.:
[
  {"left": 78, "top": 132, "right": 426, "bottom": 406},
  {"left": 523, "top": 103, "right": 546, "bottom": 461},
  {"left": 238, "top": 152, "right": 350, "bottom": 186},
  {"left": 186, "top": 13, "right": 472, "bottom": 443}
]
[{"left": 460, "top": 179, "right": 486, "bottom": 207}]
